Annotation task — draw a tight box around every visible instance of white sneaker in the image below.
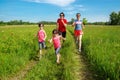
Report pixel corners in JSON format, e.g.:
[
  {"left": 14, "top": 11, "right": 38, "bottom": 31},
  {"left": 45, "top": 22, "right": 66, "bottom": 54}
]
[{"left": 78, "top": 49, "right": 81, "bottom": 52}]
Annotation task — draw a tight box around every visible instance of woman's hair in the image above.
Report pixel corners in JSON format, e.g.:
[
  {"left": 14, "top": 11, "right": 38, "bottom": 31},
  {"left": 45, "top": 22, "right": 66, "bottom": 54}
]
[
  {"left": 59, "top": 12, "right": 65, "bottom": 17},
  {"left": 76, "top": 13, "right": 81, "bottom": 16},
  {"left": 38, "top": 23, "right": 44, "bottom": 27},
  {"left": 52, "top": 29, "right": 58, "bottom": 34}
]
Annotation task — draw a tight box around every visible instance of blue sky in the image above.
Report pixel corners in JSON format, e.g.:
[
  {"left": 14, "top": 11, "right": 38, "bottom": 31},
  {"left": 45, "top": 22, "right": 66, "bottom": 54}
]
[{"left": 0, "top": 0, "right": 120, "bottom": 22}]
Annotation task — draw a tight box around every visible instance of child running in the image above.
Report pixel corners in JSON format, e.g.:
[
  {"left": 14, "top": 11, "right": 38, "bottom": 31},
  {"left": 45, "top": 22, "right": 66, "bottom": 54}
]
[
  {"left": 49, "top": 29, "right": 66, "bottom": 64},
  {"left": 72, "top": 13, "right": 85, "bottom": 52},
  {"left": 37, "top": 23, "right": 47, "bottom": 59}
]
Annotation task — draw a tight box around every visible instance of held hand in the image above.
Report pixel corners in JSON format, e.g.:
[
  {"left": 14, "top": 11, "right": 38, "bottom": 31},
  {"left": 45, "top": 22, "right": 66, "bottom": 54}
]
[
  {"left": 48, "top": 39, "right": 52, "bottom": 43},
  {"left": 63, "top": 38, "right": 66, "bottom": 40}
]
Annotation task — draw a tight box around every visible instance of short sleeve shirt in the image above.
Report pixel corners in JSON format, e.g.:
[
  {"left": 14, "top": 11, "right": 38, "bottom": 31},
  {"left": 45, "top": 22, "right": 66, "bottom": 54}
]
[
  {"left": 74, "top": 20, "right": 82, "bottom": 30},
  {"left": 57, "top": 18, "right": 67, "bottom": 32}
]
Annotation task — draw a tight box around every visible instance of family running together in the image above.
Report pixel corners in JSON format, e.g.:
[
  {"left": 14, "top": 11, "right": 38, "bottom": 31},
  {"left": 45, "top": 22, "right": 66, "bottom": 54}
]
[{"left": 37, "top": 12, "right": 85, "bottom": 64}]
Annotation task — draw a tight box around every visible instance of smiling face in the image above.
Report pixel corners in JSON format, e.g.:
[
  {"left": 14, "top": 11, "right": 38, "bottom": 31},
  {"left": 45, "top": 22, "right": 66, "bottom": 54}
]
[
  {"left": 52, "top": 29, "right": 58, "bottom": 37},
  {"left": 59, "top": 12, "right": 65, "bottom": 19},
  {"left": 76, "top": 13, "right": 81, "bottom": 20},
  {"left": 38, "top": 23, "right": 44, "bottom": 30}
]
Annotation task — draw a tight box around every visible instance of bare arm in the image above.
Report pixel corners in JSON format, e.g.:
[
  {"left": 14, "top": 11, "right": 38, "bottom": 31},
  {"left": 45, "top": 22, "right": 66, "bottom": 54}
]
[
  {"left": 61, "top": 19, "right": 67, "bottom": 28},
  {"left": 82, "top": 23, "right": 85, "bottom": 29},
  {"left": 43, "top": 30, "right": 47, "bottom": 40},
  {"left": 48, "top": 38, "right": 52, "bottom": 43},
  {"left": 60, "top": 35, "right": 66, "bottom": 41},
  {"left": 35, "top": 31, "right": 38, "bottom": 37}
]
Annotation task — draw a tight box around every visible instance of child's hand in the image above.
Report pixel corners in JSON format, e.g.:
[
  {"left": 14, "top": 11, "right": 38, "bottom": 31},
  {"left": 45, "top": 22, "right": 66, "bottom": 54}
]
[
  {"left": 63, "top": 38, "right": 66, "bottom": 40},
  {"left": 48, "top": 39, "right": 52, "bottom": 43}
]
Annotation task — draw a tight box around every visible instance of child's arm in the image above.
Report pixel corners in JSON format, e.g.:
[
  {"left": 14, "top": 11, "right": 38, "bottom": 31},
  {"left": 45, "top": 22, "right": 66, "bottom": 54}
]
[
  {"left": 35, "top": 31, "right": 38, "bottom": 37},
  {"left": 60, "top": 35, "right": 66, "bottom": 41},
  {"left": 44, "top": 30, "right": 47, "bottom": 40},
  {"left": 48, "top": 38, "right": 52, "bottom": 43}
]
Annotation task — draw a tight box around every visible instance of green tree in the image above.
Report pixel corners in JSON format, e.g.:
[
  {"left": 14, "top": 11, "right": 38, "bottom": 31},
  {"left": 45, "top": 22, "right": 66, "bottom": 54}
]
[
  {"left": 83, "top": 18, "right": 87, "bottom": 25},
  {"left": 110, "top": 11, "right": 118, "bottom": 25},
  {"left": 118, "top": 11, "right": 120, "bottom": 25},
  {"left": 68, "top": 18, "right": 75, "bottom": 24}
]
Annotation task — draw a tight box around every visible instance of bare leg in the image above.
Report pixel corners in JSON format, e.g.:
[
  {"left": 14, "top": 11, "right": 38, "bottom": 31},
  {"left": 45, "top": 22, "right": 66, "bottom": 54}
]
[
  {"left": 56, "top": 53, "right": 61, "bottom": 64},
  {"left": 75, "top": 36, "right": 78, "bottom": 44},
  {"left": 39, "top": 50, "right": 42, "bottom": 60},
  {"left": 78, "top": 35, "right": 82, "bottom": 52}
]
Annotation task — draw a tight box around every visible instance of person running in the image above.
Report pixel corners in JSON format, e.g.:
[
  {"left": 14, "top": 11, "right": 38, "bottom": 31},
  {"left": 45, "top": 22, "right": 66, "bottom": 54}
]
[
  {"left": 37, "top": 23, "right": 47, "bottom": 59},
  {"left": 49, "top": 29, "right": 66, "bottom": 64},
  {"left": 57, "top": 12, "right": 67, "bottom": 42},
  {"left": 72, "top": 13, "right": 85, "bottom": 52}
]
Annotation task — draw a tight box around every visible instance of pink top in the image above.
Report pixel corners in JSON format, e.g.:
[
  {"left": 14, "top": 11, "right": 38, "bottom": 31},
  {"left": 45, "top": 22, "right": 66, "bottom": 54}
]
[
  {"left": 52, "top": 36, "right": 61, "bottom": 49},
  {"left": 38, "top": 30, "right": 45, "bottom": 42}
]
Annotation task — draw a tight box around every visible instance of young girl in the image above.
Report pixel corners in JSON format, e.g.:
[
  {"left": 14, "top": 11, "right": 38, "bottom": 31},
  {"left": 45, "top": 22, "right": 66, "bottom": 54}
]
[
  {"left": 37, "top": 23, "right": 47, "bottom": 59},
  {"left": 49, "top": 29, "right": 66, "bottom": 64},
  {"left": 72, "top": 13, "right": 85, "bottom": 52}
]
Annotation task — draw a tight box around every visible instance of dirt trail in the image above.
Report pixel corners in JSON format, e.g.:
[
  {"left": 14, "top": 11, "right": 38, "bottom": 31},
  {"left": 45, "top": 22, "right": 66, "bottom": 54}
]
[
  {"left": 74, "top": 52, "right": 96, "bottom": 80},
  {"left": 7, "top": 30, "right": 97, "bottom": 80},
  {"left": 8, "top": 60, "right": 38, "bottom": 80},
  {"left": 67, "top": 30, "right": 97, "bottom": 80}
]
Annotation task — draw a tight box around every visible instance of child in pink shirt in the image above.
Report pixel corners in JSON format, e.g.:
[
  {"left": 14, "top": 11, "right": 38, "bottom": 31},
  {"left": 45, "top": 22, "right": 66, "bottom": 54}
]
[
  {"left": 37, "top": 23, "right": 47, "bottom": 59},
  {"left": 49, "top": 29, "right": 66, "bottom": 64}
]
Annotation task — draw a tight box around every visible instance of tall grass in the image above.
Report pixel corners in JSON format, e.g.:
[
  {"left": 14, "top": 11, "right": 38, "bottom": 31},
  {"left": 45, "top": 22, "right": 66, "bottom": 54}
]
[
  {"left": 24, "top": 25, "right": 77, "bottom": 80},
  {"left": 0, "top": 25, "right": 37, "bottom": 79},
  {"left": 0, "top": 25, "right": 77, "bottom": 80},
  {"left": 1, "top": 25, "right": 119, "bottom": 80},
  {"left": 82, "top": 25, "right": 120, "bottom": 80}
]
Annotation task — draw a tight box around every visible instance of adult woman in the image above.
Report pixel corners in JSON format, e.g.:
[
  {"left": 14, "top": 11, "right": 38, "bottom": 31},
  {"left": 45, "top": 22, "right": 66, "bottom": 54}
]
[
  {"left": 57, "top": 12, "right": 67, "bottom": 42},
  {"left": 72, "top": 13, "right": 85, "bottom": 52}
]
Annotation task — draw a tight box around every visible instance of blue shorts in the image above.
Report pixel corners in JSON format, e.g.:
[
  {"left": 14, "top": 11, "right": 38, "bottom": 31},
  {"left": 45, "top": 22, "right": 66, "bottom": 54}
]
[
  {"left": 55, "top": 47, "right": 61, "bottom": 55},
  {"left": 38, "top": 42, "right": 46, "bottom": 50}
]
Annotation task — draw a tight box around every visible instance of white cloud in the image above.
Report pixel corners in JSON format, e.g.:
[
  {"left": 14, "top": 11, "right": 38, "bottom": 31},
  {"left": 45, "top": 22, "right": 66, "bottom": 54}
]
[
  {"left": 62, "top": 4, "right": 86, "bottom": 15},
  {"left": 25, "top": 0, "right": 75, "bottom": 7}
]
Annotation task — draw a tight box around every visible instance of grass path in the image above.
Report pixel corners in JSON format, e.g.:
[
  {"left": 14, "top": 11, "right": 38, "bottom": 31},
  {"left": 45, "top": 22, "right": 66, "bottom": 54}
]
[
  {"left": 67, "top": 29, "right": 96, "bottom": 80},
  {"left": 7, "top": 29, "right": 96, "bottom": 80},
  {"left": 8, "top": 60, "right": 38, "bottom": 80},
  {"left": 74, "top": 52, "right": 96, "bottom": 80}
]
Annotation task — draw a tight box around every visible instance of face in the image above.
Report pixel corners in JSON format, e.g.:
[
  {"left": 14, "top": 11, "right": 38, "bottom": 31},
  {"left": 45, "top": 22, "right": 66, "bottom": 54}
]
[
  {"left": 40, "top": 26, "right": 43, "bottom": 29},
  {"left": 76, "top": 14, "right": 81, "bottom": 19},
  {"left": 60, "top": 14, "right": 64, "bottom": 19}
]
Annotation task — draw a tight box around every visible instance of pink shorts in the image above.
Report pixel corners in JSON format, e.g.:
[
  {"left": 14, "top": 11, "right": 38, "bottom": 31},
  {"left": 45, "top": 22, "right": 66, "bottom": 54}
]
[{"left": 74, "top": 30, "right": 83, "bottom": 37}]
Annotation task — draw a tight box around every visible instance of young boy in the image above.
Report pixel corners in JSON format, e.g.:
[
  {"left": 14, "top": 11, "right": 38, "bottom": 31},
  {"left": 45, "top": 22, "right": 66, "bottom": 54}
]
[
  {"left": 49, "top": 29, "right": 66, "bottom": 64},
  {"left": 37, "top": 23, "right": 47, "bottom": 59},
  {"left": 72, "top": 13, "right": 85, "bottom": 52}
]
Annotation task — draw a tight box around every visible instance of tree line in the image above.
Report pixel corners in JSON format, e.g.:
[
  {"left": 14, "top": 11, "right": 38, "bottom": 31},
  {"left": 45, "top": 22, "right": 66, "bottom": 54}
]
[
  {"left": 0, "top": 11, "right": 120, "bottom": 25},
  {"left": 0, "top": 20, "right": 36, "bottom": 25}
]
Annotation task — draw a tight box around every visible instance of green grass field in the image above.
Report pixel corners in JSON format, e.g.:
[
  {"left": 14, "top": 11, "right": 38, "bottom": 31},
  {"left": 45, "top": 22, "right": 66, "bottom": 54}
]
[{"left": 0, "top": 25, "right": 120, "bottom": 80}]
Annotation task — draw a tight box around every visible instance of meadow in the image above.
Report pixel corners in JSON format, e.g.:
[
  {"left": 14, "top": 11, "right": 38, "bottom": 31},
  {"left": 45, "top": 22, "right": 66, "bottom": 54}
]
[
  {"left": 82, "top": 25, "right": 120, "bottom": 80},
  {"left": 0, "top": 25, "right": 120, "bottom": 80}
]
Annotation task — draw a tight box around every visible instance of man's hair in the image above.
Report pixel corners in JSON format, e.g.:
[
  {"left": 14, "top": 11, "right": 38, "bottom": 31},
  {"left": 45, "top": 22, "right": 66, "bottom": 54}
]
[{"left": 76, "top": 13, "right": 81, "bottom": 16}]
